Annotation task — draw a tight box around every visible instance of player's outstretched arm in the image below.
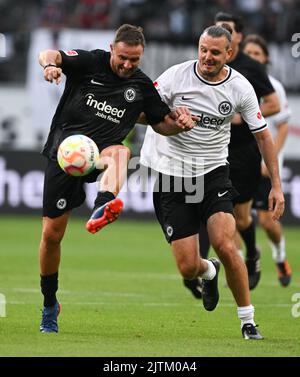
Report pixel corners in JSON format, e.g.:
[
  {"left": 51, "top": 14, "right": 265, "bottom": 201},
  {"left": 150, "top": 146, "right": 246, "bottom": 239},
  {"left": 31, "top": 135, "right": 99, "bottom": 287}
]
[
  {"left": 254, "top": 128, "right": 285, "bottom": 220},
  {"left": 151, "top": 107, "right": 198, "bottom": 136},
  {"left": 39, "top": 50, "right": 63, "bottom": 85}
]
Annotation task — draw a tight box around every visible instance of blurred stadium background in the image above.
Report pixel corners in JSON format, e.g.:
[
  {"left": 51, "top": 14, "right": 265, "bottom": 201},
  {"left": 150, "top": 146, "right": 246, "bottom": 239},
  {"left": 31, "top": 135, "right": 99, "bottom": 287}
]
[{"left": 0, "top": 0, "right": 299, "bottom": 357}]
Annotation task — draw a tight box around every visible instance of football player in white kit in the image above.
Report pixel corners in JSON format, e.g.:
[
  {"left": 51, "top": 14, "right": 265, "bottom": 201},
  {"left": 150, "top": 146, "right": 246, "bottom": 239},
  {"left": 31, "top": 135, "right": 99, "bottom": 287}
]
[{"left": 140, "top": 25, "right": 285, "bottom": 339}]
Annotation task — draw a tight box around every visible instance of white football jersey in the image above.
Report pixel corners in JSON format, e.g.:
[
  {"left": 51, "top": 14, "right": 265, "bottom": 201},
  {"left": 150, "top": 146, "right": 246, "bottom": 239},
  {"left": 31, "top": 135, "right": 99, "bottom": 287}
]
[
  {"left": 266, "top": 75, "right": 290, "bottom": 138},
  {"left": 140, "top": 60, "right": 267, "bottom": 177},
  {"left": 265, "top": 75, "right": 291, "bottom": 174}
]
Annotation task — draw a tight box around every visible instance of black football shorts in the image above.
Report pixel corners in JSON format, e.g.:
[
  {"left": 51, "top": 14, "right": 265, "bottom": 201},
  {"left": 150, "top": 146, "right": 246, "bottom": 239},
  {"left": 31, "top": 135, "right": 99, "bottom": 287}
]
[
  {"left": 153, "top": 165, "right": 238, "bottom": 243},
  {"left": 253, "top": 176, "right": 272, "bottom": 211},
  {"left": 228, "top": 141, "right": 262, "bottom": 204},
  {"left": 43, "top": 159, "right": 101, "bottom": 218}
]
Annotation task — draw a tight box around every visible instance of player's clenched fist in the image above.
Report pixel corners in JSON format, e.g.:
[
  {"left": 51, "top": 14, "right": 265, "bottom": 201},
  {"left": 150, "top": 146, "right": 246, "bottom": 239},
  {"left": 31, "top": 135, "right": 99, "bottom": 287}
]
[
  {"left": 44, "top": 66, "right": 62, "bottom": 85},
  {"left": 170, "top": 106, "right": 199, "bottom": 131},
  {"left": 175, "top": 113, "right": 195, "bottom": 130}
]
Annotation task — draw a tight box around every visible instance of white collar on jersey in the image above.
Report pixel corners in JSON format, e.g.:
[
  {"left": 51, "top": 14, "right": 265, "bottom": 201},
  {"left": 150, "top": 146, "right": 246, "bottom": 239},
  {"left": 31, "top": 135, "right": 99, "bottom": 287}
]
[{"left": 194, "top": 63, "right": 232, "bottom": 86}]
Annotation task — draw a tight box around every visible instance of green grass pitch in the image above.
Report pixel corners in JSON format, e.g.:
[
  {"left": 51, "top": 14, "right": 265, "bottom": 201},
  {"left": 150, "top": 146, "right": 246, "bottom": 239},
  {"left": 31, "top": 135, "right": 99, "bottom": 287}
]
[{"left": 0, "top": 215, "right": 299, "bottom": 357}]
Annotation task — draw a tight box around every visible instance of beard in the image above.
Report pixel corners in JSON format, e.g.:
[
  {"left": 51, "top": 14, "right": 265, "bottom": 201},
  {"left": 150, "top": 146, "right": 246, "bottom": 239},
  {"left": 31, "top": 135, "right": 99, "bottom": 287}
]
[
  {"left": 202, "top": 64, "right": 222, "bottom": 77},
  {"left": 117, "top": 65, "right": 136, "bottom": 78},
  {"left": 199, "top": 62, "right": 224, "bottom": 80}
]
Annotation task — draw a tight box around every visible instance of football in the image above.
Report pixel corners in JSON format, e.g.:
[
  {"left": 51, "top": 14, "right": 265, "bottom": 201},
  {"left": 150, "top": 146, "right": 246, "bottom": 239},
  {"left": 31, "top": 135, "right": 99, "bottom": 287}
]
[{"left": 57, "top": 134, "right": 100, "bottom": 176}]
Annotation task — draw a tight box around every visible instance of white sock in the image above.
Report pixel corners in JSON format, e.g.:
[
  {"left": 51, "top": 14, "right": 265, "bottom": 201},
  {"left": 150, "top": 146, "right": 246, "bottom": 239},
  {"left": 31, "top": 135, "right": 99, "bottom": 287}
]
[
  {"left": 200, "top": 260, "right": 216, "bottom": 280},
  {"left": 237, "top": 305, "right": 255, "bottom": 328},
  {"left": 270, "top": 237, "right": 286, "bottom": 263}
]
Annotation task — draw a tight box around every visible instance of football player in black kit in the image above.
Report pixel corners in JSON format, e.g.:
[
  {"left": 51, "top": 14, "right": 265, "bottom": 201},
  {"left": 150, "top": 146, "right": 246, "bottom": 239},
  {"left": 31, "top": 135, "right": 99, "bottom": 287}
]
[
  {"left": 38, "top": 24, "right": 195, "bottom": 333},
  {"left": 184, "top": 14, "right": 281, "bottom": 298}
]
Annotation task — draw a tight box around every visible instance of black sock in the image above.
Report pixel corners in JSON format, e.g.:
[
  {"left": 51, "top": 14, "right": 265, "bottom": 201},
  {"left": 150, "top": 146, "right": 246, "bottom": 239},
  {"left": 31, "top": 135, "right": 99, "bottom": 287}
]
[
  {"left": 199, "top": 222, "right": 210, "bottom": 259},
  {"left": 240, "top": 221, "right": 257, "bottom": 260},
  {"left": 93, "top": 191, "right": 115, "bottom": 210},
  {"left": 41, "top": 272, "right": 58, "bottom": 307}
]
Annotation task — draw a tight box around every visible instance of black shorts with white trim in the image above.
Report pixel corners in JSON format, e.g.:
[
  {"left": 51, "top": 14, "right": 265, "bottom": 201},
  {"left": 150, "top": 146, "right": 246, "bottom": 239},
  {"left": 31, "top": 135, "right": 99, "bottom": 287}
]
[{"left": 153, "top": 165, "right": 238, "bottom": 243}]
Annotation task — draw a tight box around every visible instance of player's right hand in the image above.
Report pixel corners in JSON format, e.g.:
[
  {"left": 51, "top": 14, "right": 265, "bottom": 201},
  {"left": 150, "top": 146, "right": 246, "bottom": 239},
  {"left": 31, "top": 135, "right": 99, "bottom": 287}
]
[
  {"left": 44, "top": 66, "right": 62, "bottom": 85},
  {"left": 268, "top": 187, "right": 285, "bottom": 221}
]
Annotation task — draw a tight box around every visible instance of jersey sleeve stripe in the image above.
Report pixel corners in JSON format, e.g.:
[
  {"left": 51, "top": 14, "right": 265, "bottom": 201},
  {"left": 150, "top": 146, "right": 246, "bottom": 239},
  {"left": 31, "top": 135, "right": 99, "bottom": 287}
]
[{"left": 251, "top": 123, "right": 268, "bottom": 133}]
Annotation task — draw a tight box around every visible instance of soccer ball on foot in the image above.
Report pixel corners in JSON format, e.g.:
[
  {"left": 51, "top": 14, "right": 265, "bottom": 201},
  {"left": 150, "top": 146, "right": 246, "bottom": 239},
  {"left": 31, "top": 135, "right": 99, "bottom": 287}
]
[{"left": 57, "top": 134, "right": 100, "bottom": 176}]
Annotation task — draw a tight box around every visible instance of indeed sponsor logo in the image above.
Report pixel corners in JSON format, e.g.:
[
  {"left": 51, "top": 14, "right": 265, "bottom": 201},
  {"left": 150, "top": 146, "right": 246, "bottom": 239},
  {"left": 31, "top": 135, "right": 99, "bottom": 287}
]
[
  {"left": 195, "top": 113, "right": 225, "bottom": 130},
  {"left": 86, "top": 94, "right": 126, "bottom": 118},
  {"left": 198, "top": 113, "right": 225, "bottom": 126}
]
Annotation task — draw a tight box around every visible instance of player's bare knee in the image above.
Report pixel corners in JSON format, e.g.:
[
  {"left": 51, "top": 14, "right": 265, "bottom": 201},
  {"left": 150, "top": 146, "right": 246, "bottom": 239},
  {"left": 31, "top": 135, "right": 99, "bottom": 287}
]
[{"left": 42, "top": 228, "right": 64, "bottom": 246}]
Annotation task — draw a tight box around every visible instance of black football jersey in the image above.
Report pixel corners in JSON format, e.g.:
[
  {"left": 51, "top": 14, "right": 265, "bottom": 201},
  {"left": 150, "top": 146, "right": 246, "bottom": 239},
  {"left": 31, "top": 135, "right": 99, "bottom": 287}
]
[
  {"left": 42, "top": 49, "right": 170, "bottom": 159},
  {"left": 228, "top": 51, "right": 274, "bottom": 147}
]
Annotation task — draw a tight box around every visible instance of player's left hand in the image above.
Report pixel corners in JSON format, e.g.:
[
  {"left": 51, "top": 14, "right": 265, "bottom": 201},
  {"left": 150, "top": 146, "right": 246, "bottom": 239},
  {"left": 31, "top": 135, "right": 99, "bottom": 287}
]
[
  {"left": 171, "top": 107, "right": 199, "bottom": 131},
  {"left": 176, "top": 113, "right": 198, "bottom": 131},
  {"left": 268, "top": 187, "right": 285, "bottom": 221}
]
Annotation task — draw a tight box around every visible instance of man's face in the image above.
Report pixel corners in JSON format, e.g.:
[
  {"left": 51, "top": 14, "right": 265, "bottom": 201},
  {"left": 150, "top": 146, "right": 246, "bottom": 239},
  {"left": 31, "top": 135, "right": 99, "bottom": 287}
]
[
  {"left": 110, "top": 42, "right": 144, "bottom": 78},
  {"left": 198, "top": 34, "right": 232, "bottom": 79},
  {"left": 215, "top": 21, "right": 242, "bottom": 52}
]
